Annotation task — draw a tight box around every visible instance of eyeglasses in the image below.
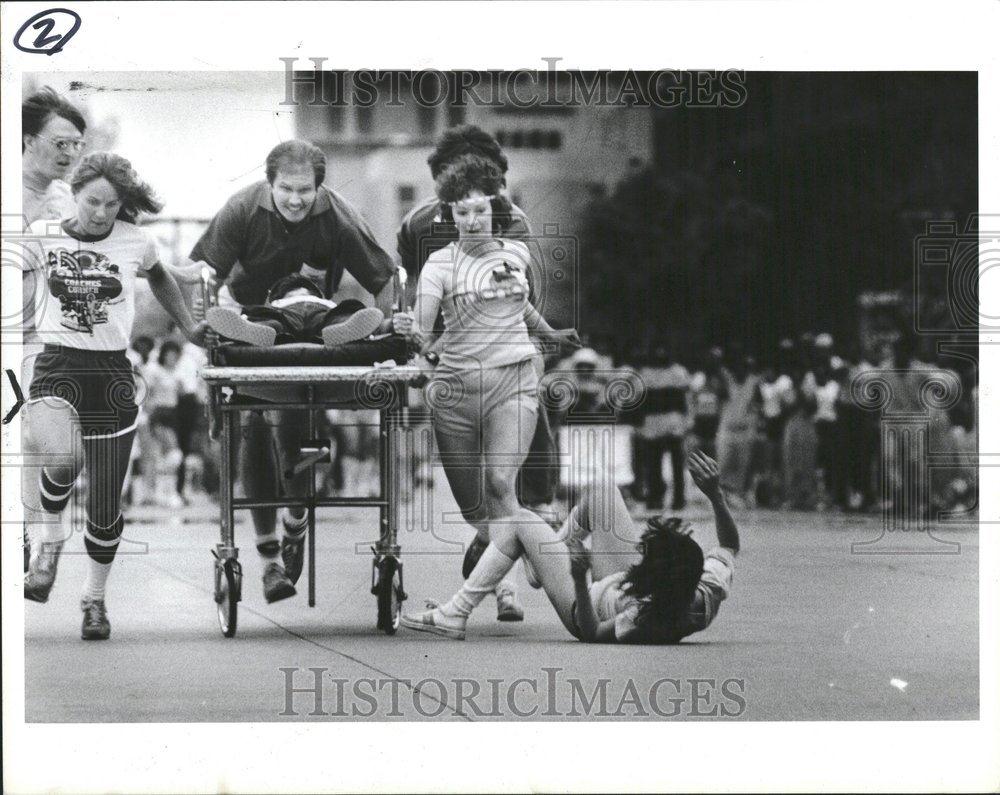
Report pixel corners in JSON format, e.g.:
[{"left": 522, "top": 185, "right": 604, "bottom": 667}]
[{"left": 38, "top": 136, "right": 86, "bottom": 153}]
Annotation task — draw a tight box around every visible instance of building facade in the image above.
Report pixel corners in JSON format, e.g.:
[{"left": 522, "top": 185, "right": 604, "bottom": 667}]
[{"left": 292, "top": 71, "right": 654, "bottom": 321}]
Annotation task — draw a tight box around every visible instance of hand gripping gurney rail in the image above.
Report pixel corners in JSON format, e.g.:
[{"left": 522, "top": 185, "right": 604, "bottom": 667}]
[{"left": 197, "top": 268, "right": 422, "bottom": 637}]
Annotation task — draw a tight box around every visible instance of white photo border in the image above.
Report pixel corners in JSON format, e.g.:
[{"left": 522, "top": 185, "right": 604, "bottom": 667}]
[{"left": 2, "top": 1, "right": 998, "bottom": 792}]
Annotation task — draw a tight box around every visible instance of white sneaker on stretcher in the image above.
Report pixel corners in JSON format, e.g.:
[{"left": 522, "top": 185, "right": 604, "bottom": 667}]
[
  {"left": 321, "top": 307, "right": 384, "bottom": 347},
  {"left": 206, "top": 307, "right": 276, "bottom": 346}
]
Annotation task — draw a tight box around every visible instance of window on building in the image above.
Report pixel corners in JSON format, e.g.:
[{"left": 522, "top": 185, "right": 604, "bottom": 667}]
[{"left": 492, "top": 129, "right": 562, "bottom": 150}]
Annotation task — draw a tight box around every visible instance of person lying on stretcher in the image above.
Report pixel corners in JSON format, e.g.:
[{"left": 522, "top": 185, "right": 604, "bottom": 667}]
[{"left": 205, "top": 273, "right": 414, "bottom": 347}]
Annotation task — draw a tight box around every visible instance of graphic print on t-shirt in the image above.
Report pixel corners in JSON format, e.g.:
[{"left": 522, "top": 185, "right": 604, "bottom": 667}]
[
  {"left": 484, "top": 260, "right": 528, "bottom": 299},
  {"left": 47, "top": 248, "right": 124, "bottom": 334},
  {"left": 450, "top": 252, "right": 529, "bottom": 318}
]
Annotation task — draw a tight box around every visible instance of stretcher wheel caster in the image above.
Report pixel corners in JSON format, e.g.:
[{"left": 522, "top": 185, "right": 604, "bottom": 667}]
[
  {"left": 214, "top": 556, "right": 242, "bottom": 638},
  {"left": 375, "top": 557, "right": 406, "bottom": 635}
]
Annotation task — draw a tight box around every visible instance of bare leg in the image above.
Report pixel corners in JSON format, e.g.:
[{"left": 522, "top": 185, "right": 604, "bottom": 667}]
[
  {"left": 23, "top": 400, "right": 84, "bottom": 544},
  {"left": 481, "top": 397, "right": 537, "bottom": 522},
  {"left": 578, "top": 485, "right": 641, "bottom": 581},
  {"left": 504, "top": 513, "right": 579, "bottom": 635},
  {"left": 431, "top": 414, "right": 489, "bottom": 540}
]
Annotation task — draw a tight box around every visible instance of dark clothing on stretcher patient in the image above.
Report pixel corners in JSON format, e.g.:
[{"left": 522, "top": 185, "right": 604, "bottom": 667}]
[{"left": 242, "top": 297, "right": 370, "bottom": 345}]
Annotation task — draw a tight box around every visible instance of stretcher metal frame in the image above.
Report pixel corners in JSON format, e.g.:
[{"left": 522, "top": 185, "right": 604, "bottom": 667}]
[{"left": 198, "top": 270, "right": 421, "bottom": 638}]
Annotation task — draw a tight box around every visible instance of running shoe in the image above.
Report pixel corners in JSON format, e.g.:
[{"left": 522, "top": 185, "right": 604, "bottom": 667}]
[
  {"left": 401, "top": 602, "right": 466, "bottom": 640},
  {"left": 80, "top": 597, "right": 111, "bottom": 640},
  {"left": 321, "top": 307, "right": 384, "bottom": 347},
  {"left": 206, "top": 307, "right": 277, "bottom": 346},
  {"left": 495, "top": 582, "right": 525, "bottom": 622},
  {"left": 262, "top": 561, "right": 296, "bottom": 603},
  {"left": 25, "top": 541, "right": 64, "bottom": 603}
]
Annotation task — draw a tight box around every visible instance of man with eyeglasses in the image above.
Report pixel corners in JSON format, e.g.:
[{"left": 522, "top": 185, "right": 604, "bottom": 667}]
[
  {"left": 22, "top": 87, "right": 87, "bottom": 226},
  {"left": 20, "top": 87, "right": 88, "bottom": 574}
]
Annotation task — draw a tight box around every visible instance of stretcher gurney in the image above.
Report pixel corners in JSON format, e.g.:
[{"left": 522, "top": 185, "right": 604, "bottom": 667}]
[{"left": 198, "top": 272, "right": 421, "bottom": 638}]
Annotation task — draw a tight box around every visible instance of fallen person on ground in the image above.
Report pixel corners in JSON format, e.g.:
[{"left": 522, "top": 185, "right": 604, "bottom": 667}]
[{"left": 402, "top": 451, "right": 739, "bottom": 643}]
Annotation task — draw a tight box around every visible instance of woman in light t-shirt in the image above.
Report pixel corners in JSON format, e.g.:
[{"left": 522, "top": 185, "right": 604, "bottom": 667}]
[
  {"left": 22, "top": 152, "right": 212, "bottom": 640},
  {"left": 404, "top": 154, "right": 568, "bottom": 631}
]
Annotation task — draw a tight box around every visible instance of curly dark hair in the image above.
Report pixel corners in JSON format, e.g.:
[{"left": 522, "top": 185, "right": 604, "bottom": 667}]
[
  {"left": 621, "top": 517, "right": 705, "bottom": 638},
  {"left": 427, "top": 124, "right": 508, "bottom": 179},
  {"left": 22, "top": 86, "right": 86, "bottom": 152},
  {"left": 70, "top": 152, "right": 163, "bottom": 223},
  {"left": 434, "top": 154, "right": 515, "bottom": 236}
]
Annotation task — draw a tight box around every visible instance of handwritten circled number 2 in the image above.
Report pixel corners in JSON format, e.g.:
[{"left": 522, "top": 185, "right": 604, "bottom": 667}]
[{"left": 14, "top": 8, "right": 82, "bottom": 55}]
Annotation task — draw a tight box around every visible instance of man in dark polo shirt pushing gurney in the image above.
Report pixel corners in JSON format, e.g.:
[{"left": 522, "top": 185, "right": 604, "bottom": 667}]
[{"left": 177, "top": 139, "right": 410, "bottom": 603}]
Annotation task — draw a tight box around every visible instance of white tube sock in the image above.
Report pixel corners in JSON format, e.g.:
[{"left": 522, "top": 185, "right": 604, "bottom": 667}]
[
  {"left": 440, "top": 544, "right": 517, "bottom": 619},
  {"left": 82, "top": 559, "right": 112, "bottom": 601}
]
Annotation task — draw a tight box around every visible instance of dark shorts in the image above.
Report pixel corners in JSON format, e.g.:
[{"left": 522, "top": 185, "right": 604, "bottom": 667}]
[{"left": 28, "top": 345, "right": 139, "bottom": 438}]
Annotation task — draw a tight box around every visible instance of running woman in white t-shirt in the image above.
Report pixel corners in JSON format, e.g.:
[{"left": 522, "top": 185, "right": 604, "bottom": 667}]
[
  {"left": 22, "top": 152, "right": 213, "bottom": 640},
  {"left": 404, "top": 154, "right": 569, "bottom": 628}
]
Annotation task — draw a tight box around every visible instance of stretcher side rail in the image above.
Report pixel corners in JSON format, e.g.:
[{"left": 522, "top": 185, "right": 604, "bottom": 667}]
[{"left": 201, "top": 365, "right": 424, "bottom": 384}]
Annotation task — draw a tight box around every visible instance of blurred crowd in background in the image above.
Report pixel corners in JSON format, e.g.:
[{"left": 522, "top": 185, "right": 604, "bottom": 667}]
[
  {"left": 124, "top": 321, "right": 977, "bottom": 519},
  {"left": 545, "top": 329, "right": 977, "bottom": 517}
]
